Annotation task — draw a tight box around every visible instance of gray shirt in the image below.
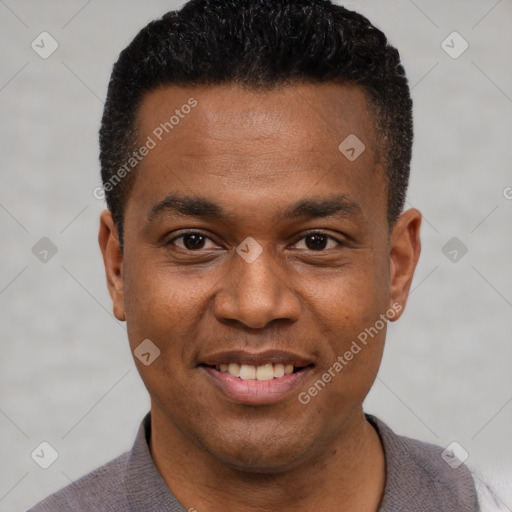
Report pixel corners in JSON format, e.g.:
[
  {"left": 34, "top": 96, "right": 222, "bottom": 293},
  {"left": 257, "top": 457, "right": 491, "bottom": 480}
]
[{"left": 27, "top": 412, "right": 480, "bottom": 511}]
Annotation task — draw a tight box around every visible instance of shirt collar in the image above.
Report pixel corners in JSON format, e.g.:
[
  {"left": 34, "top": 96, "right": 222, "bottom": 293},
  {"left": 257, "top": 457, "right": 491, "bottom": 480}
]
[
  {"left": 125, "top": 411, "right": 477, "bottom": 511},
  {"left": 125, "top": 412, "right": 186, "bottom": 511}
]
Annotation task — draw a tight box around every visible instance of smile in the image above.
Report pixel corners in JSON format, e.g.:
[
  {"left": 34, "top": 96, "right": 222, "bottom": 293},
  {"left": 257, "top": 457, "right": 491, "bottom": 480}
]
[
  {"left": 199, "top": 351, "right": 314, "bottom": 405},
  {"left": 214, "top": 362, "right": 297, "bottom": 380}
]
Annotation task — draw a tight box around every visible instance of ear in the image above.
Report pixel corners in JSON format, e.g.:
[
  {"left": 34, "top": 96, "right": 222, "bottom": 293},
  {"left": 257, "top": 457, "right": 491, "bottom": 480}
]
[
  {"left": 388, "top": 208, "right": 422, "bottom": 321},
  {"left": 98, "top": 210, "right": 126, "bottom": 322}
]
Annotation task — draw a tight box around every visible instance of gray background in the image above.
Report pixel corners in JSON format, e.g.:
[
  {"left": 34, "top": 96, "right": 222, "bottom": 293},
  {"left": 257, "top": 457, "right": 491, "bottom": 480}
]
[{"left": 1, "top": 0, "right": 511, "bottom": 510}]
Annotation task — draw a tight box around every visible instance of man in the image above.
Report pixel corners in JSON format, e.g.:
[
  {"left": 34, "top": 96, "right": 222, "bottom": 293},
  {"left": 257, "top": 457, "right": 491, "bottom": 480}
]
[{"left": 29, "top": 0, "right": 480, "bottom": 510}]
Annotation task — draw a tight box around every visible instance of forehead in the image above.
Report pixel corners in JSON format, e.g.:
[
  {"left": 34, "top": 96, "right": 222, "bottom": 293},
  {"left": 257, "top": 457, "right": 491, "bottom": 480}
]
[
  {"left": 136, "top": 82, "right": 377, "bottom": 155},
  {"left": 127, "top": 82, "right": 386, "bottom": 229}
]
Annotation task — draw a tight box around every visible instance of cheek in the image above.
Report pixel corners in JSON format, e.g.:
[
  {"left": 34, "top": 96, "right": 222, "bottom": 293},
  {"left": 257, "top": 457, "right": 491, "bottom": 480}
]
[
  {"left": 309, "top": 252, "right": 390, "bottom": 332},
  {"left": 304, "top": 254, "right": 390, "bottom": 391},
  {"left": 122, "top": 256, "right": 226, "bottom": 369},
  {"left": 122, "top": 265, "right": 203, "bottom": 407},
  {"left": 315, "top": 283, "right": 387, "bottom": 371}
]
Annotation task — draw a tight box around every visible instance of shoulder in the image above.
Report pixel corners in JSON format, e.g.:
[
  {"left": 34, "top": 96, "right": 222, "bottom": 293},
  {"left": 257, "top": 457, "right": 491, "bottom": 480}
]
[
  {"left": 26, "top": 450, "right": 131, "bottom": 512},
  {"left": 367, "top": 414, "right": 480, "bottom": 512}
]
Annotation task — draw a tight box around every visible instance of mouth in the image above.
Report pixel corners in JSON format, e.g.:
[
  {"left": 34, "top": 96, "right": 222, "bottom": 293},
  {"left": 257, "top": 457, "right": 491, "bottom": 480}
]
[
  {"left": 198, "top": 351, "right": 315, "bottom": 405},
  {"left": 200, "top": 362, "right": 312, "bottom": 380}
]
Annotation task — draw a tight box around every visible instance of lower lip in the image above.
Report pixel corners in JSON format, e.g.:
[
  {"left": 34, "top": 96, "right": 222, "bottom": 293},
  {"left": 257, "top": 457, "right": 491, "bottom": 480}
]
[{"left": 201, "top": 366, "right": 313, "bottom": 405}]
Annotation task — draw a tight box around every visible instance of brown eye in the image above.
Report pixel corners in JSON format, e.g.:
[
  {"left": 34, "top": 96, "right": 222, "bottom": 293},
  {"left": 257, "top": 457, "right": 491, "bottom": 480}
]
[
  {"left": 293, "top": 232, "right": 341, "bottom": 251},
  {"left": 182, "top": 233, "right": 206, "bottom": 250},
  {"left": 305, "top": 234, "right": 328, "bottom": 250},
  {"left": 168, "top": 232, "right": 217, "bottom": 251}
]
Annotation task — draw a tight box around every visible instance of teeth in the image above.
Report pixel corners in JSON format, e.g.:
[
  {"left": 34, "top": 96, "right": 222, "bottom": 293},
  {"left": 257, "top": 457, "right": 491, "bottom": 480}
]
[
  {"left": 273, "top": 363, "right": 285, "bottom": 378},
  {"left": 239, "top": 364, "right": 256, "bottom": 380},
  {"left": 215, "top": 362, "right": 302, "bottom": 380},
  {"left": 255, "top": 363, "right": 274, "bottom": 381},
  {"left": 227, "top": 363, "right": 240, "bottom": 377}
]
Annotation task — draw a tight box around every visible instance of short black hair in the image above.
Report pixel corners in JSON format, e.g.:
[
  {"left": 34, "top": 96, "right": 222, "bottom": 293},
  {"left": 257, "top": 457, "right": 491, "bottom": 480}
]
[{"left": 99, "top": 0, "right": 413, "bottom": 246}]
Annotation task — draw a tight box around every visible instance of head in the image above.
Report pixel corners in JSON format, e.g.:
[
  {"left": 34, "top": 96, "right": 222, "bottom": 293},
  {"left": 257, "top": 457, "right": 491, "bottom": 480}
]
[
  {"left": 100, "top": 0, "right": 413, "bottom": 245},
  {"left": 99, "top": 0, "right": 421, "bottom": 472}
]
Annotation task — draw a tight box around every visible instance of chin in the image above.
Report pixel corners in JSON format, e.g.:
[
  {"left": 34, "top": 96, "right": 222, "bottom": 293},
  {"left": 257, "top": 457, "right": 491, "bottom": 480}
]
[
  {"left": 203, "top": 430, "right": 314, "bottom": 474},
  {"left": 220, "top": 451, "right": 308, "bottom": 474}
]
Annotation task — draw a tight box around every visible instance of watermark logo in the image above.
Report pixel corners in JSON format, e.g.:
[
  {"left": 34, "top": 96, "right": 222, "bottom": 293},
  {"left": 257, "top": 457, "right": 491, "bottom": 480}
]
[
  {"left": 441, "top": 31, "right": 469, "bottom": 60},
  {"left": 31, "top": 441, "right": 59, "bottom": 469},
  {"left": 236, "top": 237, "right": 263, "bottom": 263},
  {"left": 442, "top": 236, "right": 468, "bottom": 263},
  {"left": 134, "top": 339, "right": 161, "bottom": 366},
  {"left": 31, "top": 32, "right": 59, "bottom": 59},
  {"left": 338, "top": 134, "right": 366, "bottom": 162},
  {"left": 441, "top": 441, "right": 469, "bottom": 469},
  {"left": 32, "top": 237, "right": 58, "bottom": 263}
]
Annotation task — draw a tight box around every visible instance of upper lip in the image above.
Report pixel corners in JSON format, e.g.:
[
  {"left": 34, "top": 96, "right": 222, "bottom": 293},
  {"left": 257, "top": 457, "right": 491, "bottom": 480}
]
[{"left": 200, "top": 349, "right": 314, "bottom": 367}]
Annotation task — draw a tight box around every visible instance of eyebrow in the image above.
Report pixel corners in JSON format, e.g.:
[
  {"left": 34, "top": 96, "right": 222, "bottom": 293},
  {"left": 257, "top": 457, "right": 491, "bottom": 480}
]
[{"left": 147, "top": 193, "right": 362, "bottom": 223}]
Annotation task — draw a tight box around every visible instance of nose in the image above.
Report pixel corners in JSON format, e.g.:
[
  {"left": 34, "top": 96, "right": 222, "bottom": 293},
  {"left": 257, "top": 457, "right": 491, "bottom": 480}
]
[{"left": 212, "top": 246, "right": 301, "bottom": 329}]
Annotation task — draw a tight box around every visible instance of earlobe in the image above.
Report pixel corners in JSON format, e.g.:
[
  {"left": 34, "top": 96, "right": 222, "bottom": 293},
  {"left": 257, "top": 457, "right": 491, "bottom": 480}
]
[
  {"left": 388, "top": 208, "right": 422, "bottom": 321},
  {"left": 98, "top": 210, "right": 126, "bottom": 322}
]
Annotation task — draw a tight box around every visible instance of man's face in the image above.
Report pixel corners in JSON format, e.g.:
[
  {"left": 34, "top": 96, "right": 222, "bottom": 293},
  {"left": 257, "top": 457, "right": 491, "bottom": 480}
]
[{"left": 100, "top": 83, "right": 420, "bottom": 471}]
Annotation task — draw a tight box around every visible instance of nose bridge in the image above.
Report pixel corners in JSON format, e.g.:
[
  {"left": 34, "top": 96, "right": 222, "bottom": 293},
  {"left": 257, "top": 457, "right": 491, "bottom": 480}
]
[
  {"left": 237, "top": 247, "right": 280, "bottom": 304},
  {"left": 213, "top": 242, "right": 301, "bottom": 328}
]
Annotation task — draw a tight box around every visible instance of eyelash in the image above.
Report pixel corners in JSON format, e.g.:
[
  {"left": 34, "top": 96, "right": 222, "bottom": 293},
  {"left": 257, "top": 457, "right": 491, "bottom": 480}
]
[{"left": 166, "top": 230, "right": 344, "bottom": 251}]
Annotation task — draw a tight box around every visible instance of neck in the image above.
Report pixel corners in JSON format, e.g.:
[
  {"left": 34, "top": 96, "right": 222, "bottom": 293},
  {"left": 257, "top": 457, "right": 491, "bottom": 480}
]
[{"left": 149, "top": 407, "right": 386, "bottom": 512}]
